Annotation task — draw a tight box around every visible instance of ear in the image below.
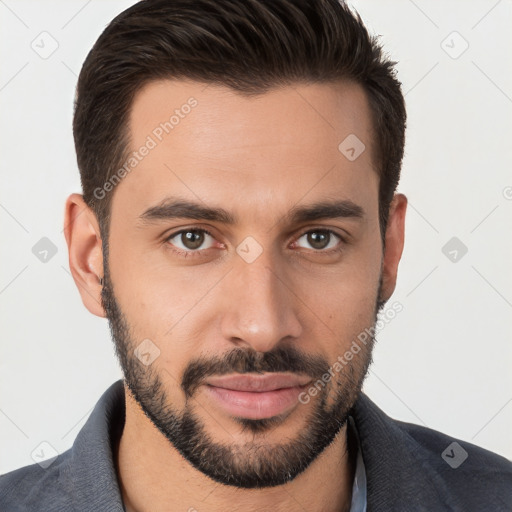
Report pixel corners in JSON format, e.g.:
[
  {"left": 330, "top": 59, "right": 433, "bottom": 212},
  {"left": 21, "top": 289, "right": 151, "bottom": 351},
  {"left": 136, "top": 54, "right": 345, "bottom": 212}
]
[
  {"left": 380, "top": 193, "right": 407, "bottom": 303},
  {"left": 63, "top": 193, "right": 106, "bottom": 318}
]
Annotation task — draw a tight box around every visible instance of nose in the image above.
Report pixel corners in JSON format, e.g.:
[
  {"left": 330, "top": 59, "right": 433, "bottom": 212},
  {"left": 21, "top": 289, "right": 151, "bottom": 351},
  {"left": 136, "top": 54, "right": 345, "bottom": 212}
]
[{"left": 219, "top": 247, "right": 303, "bottom": 353}]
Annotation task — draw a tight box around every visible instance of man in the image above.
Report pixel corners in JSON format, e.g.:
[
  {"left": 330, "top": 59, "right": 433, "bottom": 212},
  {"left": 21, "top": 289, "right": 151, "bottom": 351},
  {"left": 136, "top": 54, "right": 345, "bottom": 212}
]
[{"left": 1, "top": 0, "right": 511, "bottom": 510}]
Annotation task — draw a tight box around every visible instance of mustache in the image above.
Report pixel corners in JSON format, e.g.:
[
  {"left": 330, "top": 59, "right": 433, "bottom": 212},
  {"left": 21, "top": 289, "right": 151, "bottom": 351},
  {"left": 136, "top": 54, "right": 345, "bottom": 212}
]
[{"left": 182, "top": 346, "right": 330, "bottom": 398}]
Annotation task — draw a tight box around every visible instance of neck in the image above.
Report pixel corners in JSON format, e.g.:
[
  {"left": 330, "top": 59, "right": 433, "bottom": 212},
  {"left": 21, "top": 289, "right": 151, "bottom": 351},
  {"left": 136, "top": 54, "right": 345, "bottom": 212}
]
[{"left": 116, "top": 388, "right": 356, "bottom": 512}]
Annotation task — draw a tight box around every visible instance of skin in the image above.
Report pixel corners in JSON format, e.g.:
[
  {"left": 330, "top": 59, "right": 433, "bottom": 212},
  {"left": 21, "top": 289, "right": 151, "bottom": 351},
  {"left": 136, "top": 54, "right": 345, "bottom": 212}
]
[{"left": 64, "top": 80, "right": 407, "bottom": 512}]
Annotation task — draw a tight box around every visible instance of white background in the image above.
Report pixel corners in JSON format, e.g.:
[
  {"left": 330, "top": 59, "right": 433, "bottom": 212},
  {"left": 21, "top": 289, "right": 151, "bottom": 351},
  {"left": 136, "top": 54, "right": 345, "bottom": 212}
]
[{"left": 1, "top": 0, "right": 511, "bottom": 473}]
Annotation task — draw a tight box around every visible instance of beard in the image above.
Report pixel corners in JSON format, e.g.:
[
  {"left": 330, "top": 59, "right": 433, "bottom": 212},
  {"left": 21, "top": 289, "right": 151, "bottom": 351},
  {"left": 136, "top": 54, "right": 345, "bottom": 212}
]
[{"left": 101, "top": 255, "right": 380, "bottom": 489}]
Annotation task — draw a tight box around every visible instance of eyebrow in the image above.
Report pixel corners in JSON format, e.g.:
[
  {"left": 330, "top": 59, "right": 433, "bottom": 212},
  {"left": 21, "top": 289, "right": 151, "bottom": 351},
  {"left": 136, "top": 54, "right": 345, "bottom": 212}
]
[{"left": 137, "top": 196, "right": 365, "bottom": 227}]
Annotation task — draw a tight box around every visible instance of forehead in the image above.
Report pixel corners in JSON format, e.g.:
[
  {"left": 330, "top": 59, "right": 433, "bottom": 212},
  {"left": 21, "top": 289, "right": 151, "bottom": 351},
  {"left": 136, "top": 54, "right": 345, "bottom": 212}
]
[{"left": 113, "top": 79, "right": 378, "bottom": 225}]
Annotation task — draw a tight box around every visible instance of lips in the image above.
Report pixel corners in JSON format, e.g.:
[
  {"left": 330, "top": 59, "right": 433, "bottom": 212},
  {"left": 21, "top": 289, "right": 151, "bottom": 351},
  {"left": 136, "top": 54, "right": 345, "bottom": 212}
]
[
  {"left": 205, "top": 373, "right": 312, "bottom": 392},
  {"left": 203, "top": 373, "right": 312, "bottom": 420}
]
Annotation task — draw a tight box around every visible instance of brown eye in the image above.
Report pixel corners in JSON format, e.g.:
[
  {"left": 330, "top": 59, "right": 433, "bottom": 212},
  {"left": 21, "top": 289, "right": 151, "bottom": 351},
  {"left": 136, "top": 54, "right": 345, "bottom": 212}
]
[
  {"left": 181, "top": 230, "right": 205, "bottom": 249},
  {"left": 296, "top": 230, "right": 341, "bottom": 251},
  {"left": 166, "top": 229, "right": 215, "bottom": 252}
]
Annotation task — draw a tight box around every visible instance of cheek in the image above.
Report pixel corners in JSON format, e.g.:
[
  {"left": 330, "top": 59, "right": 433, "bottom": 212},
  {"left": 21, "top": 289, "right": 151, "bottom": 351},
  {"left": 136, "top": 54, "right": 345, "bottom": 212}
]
[
  {"left": 317, "top": 284, "right": 378, "bottom": 340},
  {"left": 296, "top": 257, "right": 381, "bottom": 356},
  {"left": 107, "top": 235, "right": 212, "bottom": 339}
]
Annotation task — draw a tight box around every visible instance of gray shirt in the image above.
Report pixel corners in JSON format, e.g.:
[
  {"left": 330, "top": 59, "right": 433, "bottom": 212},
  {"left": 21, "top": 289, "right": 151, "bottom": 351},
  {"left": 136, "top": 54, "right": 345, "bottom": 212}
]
[{"left": 1, "top": 380, "right": 511, "bottom": 511}]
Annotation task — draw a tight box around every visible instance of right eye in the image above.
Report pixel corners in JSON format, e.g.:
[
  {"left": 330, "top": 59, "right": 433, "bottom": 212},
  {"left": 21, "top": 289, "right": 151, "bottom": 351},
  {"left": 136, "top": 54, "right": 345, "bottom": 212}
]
[{"left": 165, "top": 228, "right": 217, "bottom": 255}]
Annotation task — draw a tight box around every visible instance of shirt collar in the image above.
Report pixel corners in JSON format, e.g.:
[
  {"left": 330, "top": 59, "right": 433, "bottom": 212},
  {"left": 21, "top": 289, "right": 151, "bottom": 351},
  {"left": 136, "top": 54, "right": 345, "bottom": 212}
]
[
  {"left": 68, "top": 380, "right": 126, "bottom": 511},
  {"left": 350, "top": 392, "right": 449, "bottom": 510},
  {"left": 348, "top": 415, "right": 367, "bottom": 512}
]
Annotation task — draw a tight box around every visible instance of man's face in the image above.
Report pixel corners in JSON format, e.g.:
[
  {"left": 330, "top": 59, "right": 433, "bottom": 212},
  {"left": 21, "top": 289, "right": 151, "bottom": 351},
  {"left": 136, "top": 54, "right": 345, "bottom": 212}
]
[{"left": 101, "top": 80, "right": 386, "bottom": 488}]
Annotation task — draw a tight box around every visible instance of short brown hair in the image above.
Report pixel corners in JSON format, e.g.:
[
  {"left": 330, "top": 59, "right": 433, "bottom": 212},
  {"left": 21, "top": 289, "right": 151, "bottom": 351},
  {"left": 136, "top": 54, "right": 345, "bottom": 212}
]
[{"left": 73, "top": 0, "right": 406, "bottom": 242}]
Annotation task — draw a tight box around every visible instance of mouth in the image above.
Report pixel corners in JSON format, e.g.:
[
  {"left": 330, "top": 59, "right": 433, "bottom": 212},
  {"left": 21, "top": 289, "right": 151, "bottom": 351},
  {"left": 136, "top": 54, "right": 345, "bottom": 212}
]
[{"left": 203, "top": 373, "right": 312, "bottom": 420}]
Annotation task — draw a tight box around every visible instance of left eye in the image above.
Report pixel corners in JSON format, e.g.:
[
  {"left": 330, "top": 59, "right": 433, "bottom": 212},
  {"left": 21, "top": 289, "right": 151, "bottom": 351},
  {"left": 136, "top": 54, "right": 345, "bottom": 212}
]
[
  {"left": 295, "top": 230, "right": 342, "bottom": 251},
  {"left": 166, "top": 229, "right": 216, "bottom": 251}
]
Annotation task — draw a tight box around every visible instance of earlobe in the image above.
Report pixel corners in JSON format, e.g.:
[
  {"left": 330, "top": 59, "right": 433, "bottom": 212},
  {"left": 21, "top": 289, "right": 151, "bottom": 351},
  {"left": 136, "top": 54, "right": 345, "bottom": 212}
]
[
  {"left": 63, "top": 193, "right": 106, "bottom": 318},
  {"left": 379, "top": 193, "right": 407, "bottom": 304}
]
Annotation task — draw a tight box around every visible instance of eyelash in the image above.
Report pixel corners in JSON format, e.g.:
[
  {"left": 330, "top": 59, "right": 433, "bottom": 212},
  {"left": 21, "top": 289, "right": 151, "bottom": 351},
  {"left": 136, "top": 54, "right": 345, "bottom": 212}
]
[
  {"left": 164, "top": 227, "right": 217, "bottom": 259},
  {"left": 164, "top": 227, "right": 346, "bottom": 259}
]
